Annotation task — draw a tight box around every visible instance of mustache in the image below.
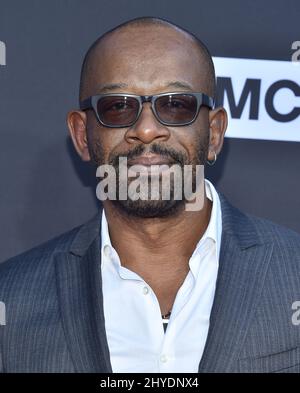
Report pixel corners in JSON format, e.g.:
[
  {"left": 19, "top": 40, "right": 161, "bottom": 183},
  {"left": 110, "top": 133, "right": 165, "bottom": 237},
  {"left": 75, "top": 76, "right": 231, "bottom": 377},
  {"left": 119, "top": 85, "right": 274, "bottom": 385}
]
[{"left": 108, "top": 143, "right": 188, "bottom": 168}]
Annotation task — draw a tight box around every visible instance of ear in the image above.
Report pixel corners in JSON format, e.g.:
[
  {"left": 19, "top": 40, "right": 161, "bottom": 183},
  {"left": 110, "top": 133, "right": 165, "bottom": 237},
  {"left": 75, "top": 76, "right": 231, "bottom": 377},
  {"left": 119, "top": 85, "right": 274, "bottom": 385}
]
[
  {"left": 207, "top": 107, "right": 228, "bottom": 161},
  {"left": 67, "top": 110, "right": 91, "bottom": 162}
]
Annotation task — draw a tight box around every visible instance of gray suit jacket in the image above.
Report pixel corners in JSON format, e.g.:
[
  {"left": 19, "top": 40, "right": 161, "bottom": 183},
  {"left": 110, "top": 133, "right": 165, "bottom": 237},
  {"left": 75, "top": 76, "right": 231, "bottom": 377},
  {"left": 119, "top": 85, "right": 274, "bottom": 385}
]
[{"left": 0, "top": 192, "right": 300, "bottom": 373}]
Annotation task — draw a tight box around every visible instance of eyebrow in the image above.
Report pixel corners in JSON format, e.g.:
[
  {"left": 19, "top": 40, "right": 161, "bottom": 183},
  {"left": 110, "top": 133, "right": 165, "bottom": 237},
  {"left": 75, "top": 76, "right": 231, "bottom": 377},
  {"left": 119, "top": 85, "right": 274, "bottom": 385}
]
[
  {"left": 165, "top": 81, "right": 194, "bottom": 91},
  {"left": 98, "top": 83, "right": 128, "bottom": 92},
  {"left": 97, "top": 80, "right": 194, "bottom": 93}
]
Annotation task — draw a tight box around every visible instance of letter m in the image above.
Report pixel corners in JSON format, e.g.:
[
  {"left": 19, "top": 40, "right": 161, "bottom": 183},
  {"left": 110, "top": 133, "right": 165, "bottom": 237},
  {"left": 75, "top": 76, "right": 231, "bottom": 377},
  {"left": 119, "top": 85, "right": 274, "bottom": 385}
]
[
  {"left": 0, "top": 301, "right": 6, "bottom": 326},
  {"left": 0, "top": 41, "right": 6, "bottom": 66},
  {"left": 215, "top": 77, "right": 261, "bottom": 119}
]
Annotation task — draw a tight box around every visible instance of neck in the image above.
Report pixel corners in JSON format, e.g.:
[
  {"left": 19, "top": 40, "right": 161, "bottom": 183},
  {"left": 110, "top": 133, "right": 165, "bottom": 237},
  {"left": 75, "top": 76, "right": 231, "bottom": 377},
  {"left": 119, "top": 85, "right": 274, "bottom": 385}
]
[
  {"left": 103, "top": 193, "right": 212, "bottom": 270},
  {"left": 103, "top": 193, "right": 213, "bottom": 316}
]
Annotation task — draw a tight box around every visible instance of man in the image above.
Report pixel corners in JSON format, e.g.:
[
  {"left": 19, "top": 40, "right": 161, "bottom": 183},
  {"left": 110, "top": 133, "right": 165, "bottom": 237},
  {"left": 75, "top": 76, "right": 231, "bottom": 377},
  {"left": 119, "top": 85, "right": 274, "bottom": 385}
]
[{"left": 0, "top": 16, "right": 300, "bottom": 373}]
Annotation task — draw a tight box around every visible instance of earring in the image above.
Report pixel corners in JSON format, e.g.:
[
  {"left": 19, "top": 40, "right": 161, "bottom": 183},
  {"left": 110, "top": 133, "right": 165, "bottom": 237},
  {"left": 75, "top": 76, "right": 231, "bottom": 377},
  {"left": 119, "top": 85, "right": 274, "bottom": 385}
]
[{"left": 206, "top": 151, "right": 217, "bottom": 166}]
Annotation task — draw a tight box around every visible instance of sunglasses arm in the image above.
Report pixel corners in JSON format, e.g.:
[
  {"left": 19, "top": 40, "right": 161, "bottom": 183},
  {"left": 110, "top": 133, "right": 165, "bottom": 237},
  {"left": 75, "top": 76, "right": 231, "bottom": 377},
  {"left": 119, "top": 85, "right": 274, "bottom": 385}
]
[
  {"left": 201, "top": 94, "right": 215, "bottom": 110},
  {"left": 79, "top": 97, "right": 92, "bottom": 111}
]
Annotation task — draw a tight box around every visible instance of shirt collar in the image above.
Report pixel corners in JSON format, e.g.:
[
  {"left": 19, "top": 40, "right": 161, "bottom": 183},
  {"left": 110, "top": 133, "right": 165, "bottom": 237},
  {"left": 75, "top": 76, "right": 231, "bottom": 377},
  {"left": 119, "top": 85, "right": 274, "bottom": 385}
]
[
  {"left": 193, "top": 178, "right": 222, "bottom": 261},
  {"left": 101, "top": 204, "right": 113, "bottom": 253}
]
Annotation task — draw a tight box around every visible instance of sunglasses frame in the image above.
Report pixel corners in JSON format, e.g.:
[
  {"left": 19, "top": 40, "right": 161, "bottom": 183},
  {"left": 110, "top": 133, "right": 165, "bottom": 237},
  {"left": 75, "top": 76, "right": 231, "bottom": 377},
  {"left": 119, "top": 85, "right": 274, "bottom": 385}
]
[{"left": 80, "top": 91, "right": 215, "bottom": 128}]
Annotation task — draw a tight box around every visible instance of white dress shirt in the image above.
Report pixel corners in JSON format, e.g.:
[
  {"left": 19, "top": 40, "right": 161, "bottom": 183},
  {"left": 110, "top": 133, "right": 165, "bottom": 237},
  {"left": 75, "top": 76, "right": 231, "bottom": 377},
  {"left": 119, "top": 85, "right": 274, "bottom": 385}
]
[{"left": 101, "top": 179, "right": 222, "bottom": 373}]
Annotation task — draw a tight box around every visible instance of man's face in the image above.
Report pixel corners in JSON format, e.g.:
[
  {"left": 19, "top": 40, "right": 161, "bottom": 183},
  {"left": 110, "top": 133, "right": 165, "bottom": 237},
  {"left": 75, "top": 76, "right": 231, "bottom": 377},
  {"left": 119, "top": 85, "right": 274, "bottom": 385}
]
[{"left": 82, "top": 26, "right": 213, "bottom": 217}]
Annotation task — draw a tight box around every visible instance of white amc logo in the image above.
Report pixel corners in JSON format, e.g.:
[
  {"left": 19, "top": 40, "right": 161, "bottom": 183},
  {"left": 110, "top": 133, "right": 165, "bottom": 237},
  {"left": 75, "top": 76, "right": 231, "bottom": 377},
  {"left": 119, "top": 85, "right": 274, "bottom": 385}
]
[
  {"left": 213, "top": 57, "right": 300, "bottom": 143},
  {"left": 0, "top": 40, "right": 6, "bottom": 66}
]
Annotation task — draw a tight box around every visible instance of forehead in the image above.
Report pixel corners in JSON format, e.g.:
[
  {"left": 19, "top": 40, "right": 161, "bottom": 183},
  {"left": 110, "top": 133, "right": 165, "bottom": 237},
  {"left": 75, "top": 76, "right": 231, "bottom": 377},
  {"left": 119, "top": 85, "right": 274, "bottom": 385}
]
[{"left": 85, "top": 25, "right": 209, "bottom": 96}]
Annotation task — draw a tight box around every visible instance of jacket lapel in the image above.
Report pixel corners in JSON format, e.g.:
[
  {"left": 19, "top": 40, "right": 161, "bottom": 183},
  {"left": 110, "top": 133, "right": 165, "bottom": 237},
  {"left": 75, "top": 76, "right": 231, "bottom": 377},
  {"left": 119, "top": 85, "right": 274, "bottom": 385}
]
[
  {"left": 198, "top": 193, "right": 274, "bottom": 372},
  {"left": 54, "top": 209, "right": 112, "bottom": 373}
]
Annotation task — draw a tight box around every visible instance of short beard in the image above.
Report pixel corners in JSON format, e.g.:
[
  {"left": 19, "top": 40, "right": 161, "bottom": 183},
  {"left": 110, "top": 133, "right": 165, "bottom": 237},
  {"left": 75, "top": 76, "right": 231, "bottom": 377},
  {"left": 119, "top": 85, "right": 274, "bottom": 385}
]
[{"left": 89, "top": 134, "right": 209, "bottom": 218}]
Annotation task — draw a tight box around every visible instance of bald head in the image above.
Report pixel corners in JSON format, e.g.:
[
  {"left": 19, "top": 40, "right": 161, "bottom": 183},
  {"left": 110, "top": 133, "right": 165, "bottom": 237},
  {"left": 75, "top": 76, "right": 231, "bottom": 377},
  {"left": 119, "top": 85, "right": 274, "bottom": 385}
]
[{"left": 79, "top": 17, "right": 216, "bottom": 103}]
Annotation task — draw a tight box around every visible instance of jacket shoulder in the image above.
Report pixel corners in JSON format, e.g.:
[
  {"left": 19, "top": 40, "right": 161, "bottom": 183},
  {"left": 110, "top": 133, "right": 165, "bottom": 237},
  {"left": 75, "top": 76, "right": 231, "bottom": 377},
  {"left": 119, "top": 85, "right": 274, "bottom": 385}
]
[
  {"left": 0, "top": 222, "right": 83, "bottom": 287},
  {"left": 243, "top": 212, "right": 300, "bottom": 276},
  {"left": 245, "top": 212, "right": 300, "bottom": 247},
  {"left": 218, "top": 191, "right": 300, "bottom": 248}
]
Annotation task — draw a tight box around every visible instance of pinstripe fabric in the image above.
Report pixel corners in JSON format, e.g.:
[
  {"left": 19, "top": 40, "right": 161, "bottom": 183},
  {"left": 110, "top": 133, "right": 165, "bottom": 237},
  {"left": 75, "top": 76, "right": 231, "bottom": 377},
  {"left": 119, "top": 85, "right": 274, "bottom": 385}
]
[
  {"left": 199, "top": 195, "right": 300, "bottom": 373},
  {"left": 0, "top": 192, "right": 300, "bottom": 373}
]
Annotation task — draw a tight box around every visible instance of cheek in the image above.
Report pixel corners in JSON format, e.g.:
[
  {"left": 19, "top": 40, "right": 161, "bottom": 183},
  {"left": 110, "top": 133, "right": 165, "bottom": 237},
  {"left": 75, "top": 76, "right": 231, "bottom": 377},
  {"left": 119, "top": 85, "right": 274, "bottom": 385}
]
[
  {"left": 87, "top": 122, "right": 126, "bottom": 164},
  {"left": 175, "top": 122, "right": 209, "bottom": 162}
]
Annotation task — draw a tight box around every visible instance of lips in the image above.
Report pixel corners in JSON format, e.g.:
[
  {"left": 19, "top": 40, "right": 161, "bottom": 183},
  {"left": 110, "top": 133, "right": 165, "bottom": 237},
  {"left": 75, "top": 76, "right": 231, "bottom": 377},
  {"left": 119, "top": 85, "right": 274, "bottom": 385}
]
[
  {"left": 127, "top": 154, "right": 173, "bottom": 166},
  {"left": 126, "top": 154, "right": 175, "bottom": 176}
]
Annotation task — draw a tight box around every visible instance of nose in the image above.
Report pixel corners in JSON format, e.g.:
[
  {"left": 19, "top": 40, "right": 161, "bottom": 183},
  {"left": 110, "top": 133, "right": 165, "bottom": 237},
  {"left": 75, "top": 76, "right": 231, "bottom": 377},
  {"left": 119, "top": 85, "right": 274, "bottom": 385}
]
[{"left": 124, "top": 102, "right": 171, "bottom": 145}]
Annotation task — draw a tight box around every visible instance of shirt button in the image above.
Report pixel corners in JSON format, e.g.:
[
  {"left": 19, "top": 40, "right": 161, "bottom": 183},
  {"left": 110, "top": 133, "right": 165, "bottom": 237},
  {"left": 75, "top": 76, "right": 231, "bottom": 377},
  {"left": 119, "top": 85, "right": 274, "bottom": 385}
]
[
  {"left": 142, "top": 286, "right": 149, "bottom": 295},
  {"left": 160, "top": 354, "right": 168, "bottom": 363},
  {"left": 104, "top": 245, "right": 111, "bottom": 258}
]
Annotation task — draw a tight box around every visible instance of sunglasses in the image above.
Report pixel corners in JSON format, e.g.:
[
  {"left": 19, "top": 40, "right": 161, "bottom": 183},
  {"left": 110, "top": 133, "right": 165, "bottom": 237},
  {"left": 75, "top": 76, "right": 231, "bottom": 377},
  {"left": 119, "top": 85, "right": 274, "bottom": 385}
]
[{"left": 80, "top": 91, "right": 214, "bottom": 128}]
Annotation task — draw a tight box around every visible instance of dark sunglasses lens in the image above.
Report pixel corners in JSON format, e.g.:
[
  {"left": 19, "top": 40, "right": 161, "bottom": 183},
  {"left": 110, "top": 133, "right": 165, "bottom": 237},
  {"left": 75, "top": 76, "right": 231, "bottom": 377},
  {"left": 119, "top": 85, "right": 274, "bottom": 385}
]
[
  {"left": 155, "top": 94, "right": 198, "bottom": 124},
  {"left": 97, "top": 96, "right": 139, "bottom": 126}
]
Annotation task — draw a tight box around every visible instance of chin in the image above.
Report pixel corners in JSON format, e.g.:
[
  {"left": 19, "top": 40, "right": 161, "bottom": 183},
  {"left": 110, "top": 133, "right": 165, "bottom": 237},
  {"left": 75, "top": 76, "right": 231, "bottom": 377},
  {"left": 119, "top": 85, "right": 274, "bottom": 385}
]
[{"left": 111, "top": 198, "right": 185, "bottom": 218}]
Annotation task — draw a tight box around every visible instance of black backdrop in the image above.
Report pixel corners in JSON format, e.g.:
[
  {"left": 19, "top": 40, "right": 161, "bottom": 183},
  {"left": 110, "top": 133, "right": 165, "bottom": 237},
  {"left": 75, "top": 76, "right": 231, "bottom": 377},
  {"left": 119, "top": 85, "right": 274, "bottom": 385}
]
[{"left": 0, "top": 0, "right": 299, "bottom": 263}]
